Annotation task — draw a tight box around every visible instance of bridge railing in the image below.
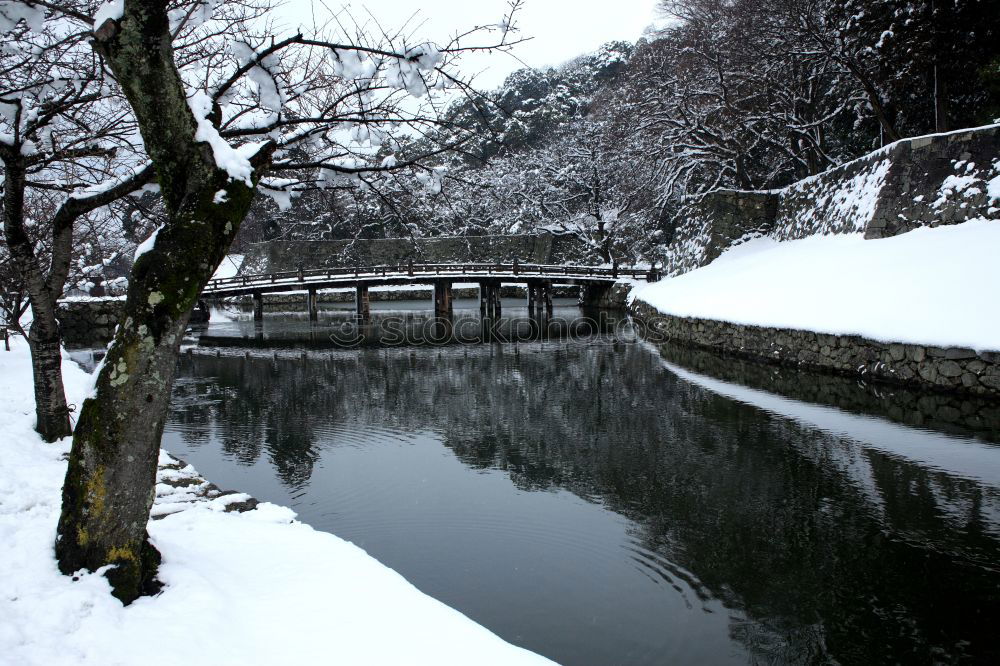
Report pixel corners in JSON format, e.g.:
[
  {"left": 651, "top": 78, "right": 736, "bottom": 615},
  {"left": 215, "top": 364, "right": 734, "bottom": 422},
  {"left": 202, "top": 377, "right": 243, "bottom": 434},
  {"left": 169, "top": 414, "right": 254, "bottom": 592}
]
[{"left": 203, "top": 263, "right": 658, "bottom": 293}]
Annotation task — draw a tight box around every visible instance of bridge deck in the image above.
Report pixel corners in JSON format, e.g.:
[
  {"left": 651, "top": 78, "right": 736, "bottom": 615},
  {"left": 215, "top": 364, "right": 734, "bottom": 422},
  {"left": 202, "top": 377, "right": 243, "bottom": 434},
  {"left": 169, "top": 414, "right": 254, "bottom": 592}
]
[{"left": 203, "top": 263, "right": 656, "bottom": 298}]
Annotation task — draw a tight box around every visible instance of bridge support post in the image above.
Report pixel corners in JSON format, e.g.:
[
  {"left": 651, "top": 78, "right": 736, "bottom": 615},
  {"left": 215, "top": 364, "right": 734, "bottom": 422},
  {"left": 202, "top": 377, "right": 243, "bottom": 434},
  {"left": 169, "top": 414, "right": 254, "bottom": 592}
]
[
  {"left": 480, "top": 281, "right": 501, "bottom": 318},
  {"left": 356, "top": 284, "right": 370, "bottom": 320},
  {"left": 527, "top": 280, "right": 551, "bottom": 315},
  {"left": 579, "top": 284, "right": 610, "bottom": 309},
  {"left": 307, "top": 288, "right": 319, "bottom": 321},
  {"left": 252, "top": 292, "right": 263, "bottom": 321},
  {"left": 434, "top": 280, "right": 453, "bottom": 318}
]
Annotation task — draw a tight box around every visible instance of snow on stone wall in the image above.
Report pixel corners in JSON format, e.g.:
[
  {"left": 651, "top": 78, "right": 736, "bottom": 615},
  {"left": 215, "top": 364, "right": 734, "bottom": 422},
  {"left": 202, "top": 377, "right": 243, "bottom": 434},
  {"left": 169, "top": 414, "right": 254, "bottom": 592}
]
[
  {"left": 57, "top": 298, "right": 124, "bottom": 345},
  {"left": 664, "top": 124, "right": 1000, "bottom": 276},
  {"left": 772, "top": 150, "right": 892, "bottom": 240},
  {"left": 663, "top": 191, "right": 777, "bottom": 277}
]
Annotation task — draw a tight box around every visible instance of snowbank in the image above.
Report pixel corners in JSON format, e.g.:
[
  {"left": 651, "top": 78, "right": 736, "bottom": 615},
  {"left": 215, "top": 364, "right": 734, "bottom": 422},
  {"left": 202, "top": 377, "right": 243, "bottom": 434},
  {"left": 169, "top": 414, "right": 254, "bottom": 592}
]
[
  {"left": 0, "top": 340, "right": 553, "bottom": 666},
  {"left": 631, "top": 219, "right": 1000, "bottom": 351}
]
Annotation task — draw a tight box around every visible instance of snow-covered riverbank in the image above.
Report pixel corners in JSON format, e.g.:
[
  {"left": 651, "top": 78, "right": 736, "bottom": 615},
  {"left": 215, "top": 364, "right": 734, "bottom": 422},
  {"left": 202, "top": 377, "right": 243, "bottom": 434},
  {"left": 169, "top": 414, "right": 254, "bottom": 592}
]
[
  {"left": 630, "top": 219, "right": 1000, "bottom": 352},
  {"left": 0, "top": 340, "right": 553, "bottom": 665}
]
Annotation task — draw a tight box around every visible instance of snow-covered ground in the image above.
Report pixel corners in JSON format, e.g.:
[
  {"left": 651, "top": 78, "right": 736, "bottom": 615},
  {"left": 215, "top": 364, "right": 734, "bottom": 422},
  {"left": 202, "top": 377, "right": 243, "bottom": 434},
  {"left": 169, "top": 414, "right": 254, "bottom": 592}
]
[
  {"left": 631, "top": 219, "right": 1000, "bottom": 351},
  {"left": 0, "top": 339, "right": 554, "bottom": 666},
  {"left": 210, "top": 253, "right": 245, "bottom": 280}
]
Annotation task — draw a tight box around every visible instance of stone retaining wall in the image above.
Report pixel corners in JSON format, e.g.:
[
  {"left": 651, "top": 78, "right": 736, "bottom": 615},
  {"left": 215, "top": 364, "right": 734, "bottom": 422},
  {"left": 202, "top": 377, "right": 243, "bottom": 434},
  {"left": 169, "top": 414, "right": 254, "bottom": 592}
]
[
  {"left": 57, "top": 298, "right": 124, "bottom": 346},
  {"left": 240, "top": 232, "right": 593, "bottom": 276},
  {"left": 579, "top": 282, "right": 633, "bottom": 310},
  {"left": 630, "top": 298, "right": 1000, "bottom": 399},
  {"left": 663, "top": 191, "right": 779, "bottom": 276}
]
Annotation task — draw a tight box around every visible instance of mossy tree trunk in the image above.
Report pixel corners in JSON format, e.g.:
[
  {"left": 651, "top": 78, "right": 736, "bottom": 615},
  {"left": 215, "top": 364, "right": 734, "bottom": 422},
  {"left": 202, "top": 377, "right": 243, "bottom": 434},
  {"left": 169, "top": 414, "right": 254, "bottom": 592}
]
[{"left": 55, "top": 0, "right": 272, "bottom": 603}]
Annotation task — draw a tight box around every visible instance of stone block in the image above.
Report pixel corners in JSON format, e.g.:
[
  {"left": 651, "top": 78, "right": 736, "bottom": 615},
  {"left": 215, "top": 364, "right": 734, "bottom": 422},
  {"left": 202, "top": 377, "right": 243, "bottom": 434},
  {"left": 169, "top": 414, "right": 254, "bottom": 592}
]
[
  {"left": 968, "top": 359, "right": 987, "bottom": 374},
  {"left": 981, "top": 373, "right": 1000, "bottom": 390},
  {"left": 937, "top": 360, "right": 963, "bottom": 378},
  {"left": 918, "top": 364, "right": 938, "bottom": 383}
]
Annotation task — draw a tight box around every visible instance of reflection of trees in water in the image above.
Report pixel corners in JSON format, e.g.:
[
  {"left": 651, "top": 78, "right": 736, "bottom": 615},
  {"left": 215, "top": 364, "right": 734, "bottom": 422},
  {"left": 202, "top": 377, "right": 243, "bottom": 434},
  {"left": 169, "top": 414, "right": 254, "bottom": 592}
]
[
  {"left": 169, "top": 343, "right": 1000, "bottom": 663},
  {"left": 172, "top": 359, "right": 326, "bottom": 489}
]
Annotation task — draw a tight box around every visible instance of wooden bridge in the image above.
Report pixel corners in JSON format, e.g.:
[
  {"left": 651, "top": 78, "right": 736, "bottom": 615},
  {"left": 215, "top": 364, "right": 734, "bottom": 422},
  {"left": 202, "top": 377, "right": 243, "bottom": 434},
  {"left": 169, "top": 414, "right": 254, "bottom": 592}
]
[{"left": 202, "top": 262, "right": 660, "bottom": 320}]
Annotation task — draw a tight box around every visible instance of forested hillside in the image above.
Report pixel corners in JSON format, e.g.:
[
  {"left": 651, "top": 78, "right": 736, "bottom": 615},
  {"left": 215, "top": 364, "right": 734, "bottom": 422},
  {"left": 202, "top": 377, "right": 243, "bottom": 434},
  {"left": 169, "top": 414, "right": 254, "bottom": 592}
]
[{"left": 225, "top": 0, "right": 1000, "bottom": 265}]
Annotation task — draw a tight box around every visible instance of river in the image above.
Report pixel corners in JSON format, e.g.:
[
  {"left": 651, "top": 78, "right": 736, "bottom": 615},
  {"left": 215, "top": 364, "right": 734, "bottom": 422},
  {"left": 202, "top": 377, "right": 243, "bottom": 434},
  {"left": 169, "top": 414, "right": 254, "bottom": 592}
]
[{"left": 152, "top": 299, "right": 1000, "bottom": 665}]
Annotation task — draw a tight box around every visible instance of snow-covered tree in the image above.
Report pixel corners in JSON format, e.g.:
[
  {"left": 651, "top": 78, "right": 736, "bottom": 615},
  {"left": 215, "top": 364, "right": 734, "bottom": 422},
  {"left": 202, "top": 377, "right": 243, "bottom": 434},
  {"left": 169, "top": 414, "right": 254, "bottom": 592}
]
[
  {"left": 260, "top": 41, "right": 665, "bottom": 265},
  {"left": 1, "top": 4, "right": 151, "bottom": 441},
  {"left": 242, "top": 0, "right": 999, "bottom": 271},
  {"left": 816, "top": 0, "right": 1000, "bottom": 137},
  {"left": 5, "top": 0, "right": 526, "bottom": 604}
]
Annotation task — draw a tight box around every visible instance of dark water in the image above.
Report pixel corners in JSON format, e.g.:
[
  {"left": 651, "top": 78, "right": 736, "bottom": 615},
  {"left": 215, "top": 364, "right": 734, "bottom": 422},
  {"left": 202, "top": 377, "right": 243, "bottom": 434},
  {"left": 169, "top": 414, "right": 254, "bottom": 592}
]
[{"left": 159, "top": 302, "right": 1000, "bottom": 665}]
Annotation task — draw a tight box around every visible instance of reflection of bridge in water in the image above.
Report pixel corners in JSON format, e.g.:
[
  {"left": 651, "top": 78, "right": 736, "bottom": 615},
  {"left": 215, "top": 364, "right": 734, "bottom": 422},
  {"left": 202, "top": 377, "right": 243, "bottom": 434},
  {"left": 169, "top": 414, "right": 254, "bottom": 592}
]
[
  {"left": 201, "top": 262, "right": 659, "bottom": 320},
  {"left": 194, "top": 309, "right": 634, "bottom": 350}
]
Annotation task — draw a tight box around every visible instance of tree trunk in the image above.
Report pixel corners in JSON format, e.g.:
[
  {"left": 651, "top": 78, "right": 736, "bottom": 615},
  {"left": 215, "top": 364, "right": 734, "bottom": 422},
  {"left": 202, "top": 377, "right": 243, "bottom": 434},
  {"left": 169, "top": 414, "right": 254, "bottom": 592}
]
[
  {"left": 600, "top": 235, "right": 613, "bottom": 265},
  {"left": 55, "top": 303, "right": 189, "bottom": 600},
  {"left": 934, "top": 65, "right": 950, "bottom": 133},
  {"left": 2, "top": 155, "right": 73, "bottom": 442},
  {"left": 838, "top": 57, "right": 902, "bottom": 144},
  {"left": 27, "top": 306, "right": 72, "bottom": 442},
  {"left": 54, "top": 180, "right": 260, "bottom": 602},
  {"left": 56, "top": 0, "right": 270, "bottom": 603},
  {"left": 735, "top": 154, "right": 752, "bottom": 189}
]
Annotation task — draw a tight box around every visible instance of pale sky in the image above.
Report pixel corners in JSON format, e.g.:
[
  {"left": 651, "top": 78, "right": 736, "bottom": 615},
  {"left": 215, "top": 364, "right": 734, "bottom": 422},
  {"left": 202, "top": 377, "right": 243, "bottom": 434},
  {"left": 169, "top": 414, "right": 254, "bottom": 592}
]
[{"left": 279, "top": 0, "right": 663, "bottom": 88}]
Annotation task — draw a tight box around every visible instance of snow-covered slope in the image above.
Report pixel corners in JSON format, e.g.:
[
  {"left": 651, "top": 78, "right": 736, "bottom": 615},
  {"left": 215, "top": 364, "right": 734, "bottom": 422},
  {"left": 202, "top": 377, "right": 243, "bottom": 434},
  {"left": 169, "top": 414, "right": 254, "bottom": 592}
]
[
  {"left": 631, "top": 219, "right": 1000, "bottom": 352},
  {"left": 0, "top": 340, "right": 553, "bottom": 666}
]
